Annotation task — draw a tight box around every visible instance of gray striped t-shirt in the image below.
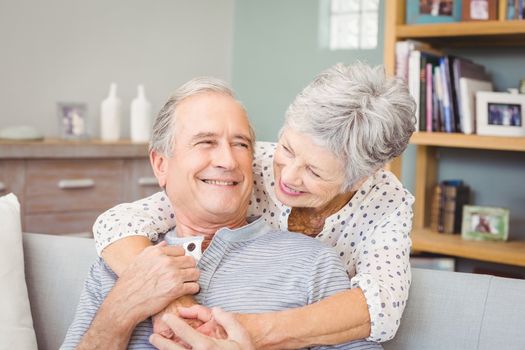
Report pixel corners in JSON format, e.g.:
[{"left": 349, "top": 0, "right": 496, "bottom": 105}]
[{"left": 62, "top": 218, "right": 381, "bottom": 349}]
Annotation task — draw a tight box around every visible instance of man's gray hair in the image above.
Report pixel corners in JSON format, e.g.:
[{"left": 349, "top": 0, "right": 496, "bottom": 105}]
[
  {"left": 283, "top": 62, "right": 416, "bottom": 191},
  {"left": 150, "top": 77, "right": 254, "bottom": 156}
]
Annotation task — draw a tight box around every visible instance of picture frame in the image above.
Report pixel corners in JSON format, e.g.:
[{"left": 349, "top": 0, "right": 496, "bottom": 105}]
[
  {"left": 406, "top": 0, "right": 462, "bottom": 24},
  {"left": 476, "top": 91, "right": 525, "bottom": 136},
  {"left": 461, "top": 205, "right": 510, "bottom": 241},
  {"left": 57, "top": 102, "right": 88, "bottom": 140},
  {"left": 462, "top": 0, "right": 497, "bottom": 21}
]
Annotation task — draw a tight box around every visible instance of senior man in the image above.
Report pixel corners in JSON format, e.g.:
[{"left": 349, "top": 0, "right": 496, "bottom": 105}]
[{"left": 61, "top": 78, "right": 379, "bottom": 350}]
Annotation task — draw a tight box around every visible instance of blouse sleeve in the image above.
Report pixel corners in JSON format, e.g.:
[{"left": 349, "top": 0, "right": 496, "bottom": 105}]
[
  {"left": 350, "top": 191, "right": 414, "bottom": 342},
  {"left": 92, "top": 191, "right": 176, "bottom": 256}
]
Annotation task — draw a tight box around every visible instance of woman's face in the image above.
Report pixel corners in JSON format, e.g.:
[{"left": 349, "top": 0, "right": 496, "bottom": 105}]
[{"left": 273, "top": 127, "right": 347, "bottom": 209}]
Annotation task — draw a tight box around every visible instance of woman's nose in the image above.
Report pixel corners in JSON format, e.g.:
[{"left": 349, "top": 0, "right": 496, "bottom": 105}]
[{"left": 280, "top": 163, "right": 302, "bottom": 187}]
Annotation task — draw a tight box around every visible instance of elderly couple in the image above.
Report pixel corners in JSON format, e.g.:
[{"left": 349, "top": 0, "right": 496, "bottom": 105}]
[{"left": 61, "top": 62, "right": 416, "bottom": 349}]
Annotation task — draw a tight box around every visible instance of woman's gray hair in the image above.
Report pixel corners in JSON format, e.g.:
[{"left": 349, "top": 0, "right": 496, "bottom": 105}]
[
  {"left": 283, "top": 62, "right": 416, "bottom": 191},
  {"left": 150, "top": 77, "right": 254, "bottom": 156}
]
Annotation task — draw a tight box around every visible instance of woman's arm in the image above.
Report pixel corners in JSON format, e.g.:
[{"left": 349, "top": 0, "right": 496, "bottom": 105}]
[
  {"left": 101, "top": 236, "right": 152, "bottom": 276},
  {"left": 238, "top": 288, "right": 371, "bottom": 350},
  {"left": 93, "top": 191, "right": 176, "bottom": 273}
]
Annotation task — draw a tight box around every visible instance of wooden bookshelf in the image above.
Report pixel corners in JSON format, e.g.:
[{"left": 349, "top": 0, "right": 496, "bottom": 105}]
[
  {"left": 384, "top": 0, "right": 525, "bottom": 268},
  {"left": 412, "top": 229, "right": 525, "bottom": 267},
  {"left": 411, "top": 132, "right": 525, "bottom": 152},
  {"left": 397, "top": 20, "right": 525, "bottom": 38}
]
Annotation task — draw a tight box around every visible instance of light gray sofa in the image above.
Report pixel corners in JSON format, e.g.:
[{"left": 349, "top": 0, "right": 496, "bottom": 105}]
[{"left": 23, "top": 233, "right": 525, "bottom": 350}]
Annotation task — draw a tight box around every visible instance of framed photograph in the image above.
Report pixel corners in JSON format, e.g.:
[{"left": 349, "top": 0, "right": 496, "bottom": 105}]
[
  {"left": 476, "top": 91, "right": 525, "bottom": 136},
  {"left": 461, "top": 205, "right": 510, "bottom": 241},
  {"left": 406, "top": 0, "right": 462, "bottom": 24},
  {"left": 57, "top": 102, "right": 88, "bottom": 139},
  {"left": 462, "top": 0, "right": 497, "bottom": 21}
]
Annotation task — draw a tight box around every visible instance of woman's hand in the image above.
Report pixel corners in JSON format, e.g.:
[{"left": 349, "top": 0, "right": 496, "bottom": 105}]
[
  {"left": 178, "top": 305, "right": 227, "bottom": 339},
  {"left": 152, "top": 296, "right": 204, "bottom": 339},
  {"left": 149, "top": 307, "right": 255, "bottom": 350}
]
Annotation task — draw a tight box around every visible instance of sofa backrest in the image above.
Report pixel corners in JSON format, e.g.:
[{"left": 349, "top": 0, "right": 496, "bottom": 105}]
[
  {"left": 23, "top": 233, "right": 97, "bottom": 350},
  {"left": 384, "top": 268, "right": 525, "bottom": 350},
  {"left": 23, "top": 233, "right": 525, "bottom": 350}
]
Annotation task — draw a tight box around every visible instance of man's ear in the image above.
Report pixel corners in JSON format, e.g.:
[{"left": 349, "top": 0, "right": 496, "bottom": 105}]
[{"left": 150, "top": 150, "right": 169, "bottom": 188}]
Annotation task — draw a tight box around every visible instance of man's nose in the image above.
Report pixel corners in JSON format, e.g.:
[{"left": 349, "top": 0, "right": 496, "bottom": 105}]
[{"left": 212, "top": 144, "right": 237, "bottom": 170}]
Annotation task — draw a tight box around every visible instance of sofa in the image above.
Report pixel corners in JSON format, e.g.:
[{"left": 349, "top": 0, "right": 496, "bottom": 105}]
[{"left": 22, "top": 232, "right": 525, "bottom": 350}]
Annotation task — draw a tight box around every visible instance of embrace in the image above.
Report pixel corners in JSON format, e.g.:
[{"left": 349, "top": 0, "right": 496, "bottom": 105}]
[{"left": 62, "top": 62, "right": 416, "bottom": 349}]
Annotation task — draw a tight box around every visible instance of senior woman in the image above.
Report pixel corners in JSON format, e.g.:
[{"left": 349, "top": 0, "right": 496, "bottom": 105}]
[{"left": 93, "top": 62, "right": 416, "bottom": 348}]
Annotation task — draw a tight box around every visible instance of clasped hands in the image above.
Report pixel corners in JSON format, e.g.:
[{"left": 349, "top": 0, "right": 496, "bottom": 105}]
[{"left": 113, "top": 241, "right": 254, "bottom": 349}]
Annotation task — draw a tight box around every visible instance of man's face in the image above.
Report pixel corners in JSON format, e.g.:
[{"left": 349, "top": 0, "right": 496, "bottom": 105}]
[{"left": 153, "top": 92, "right": 254, "bottom": 226}]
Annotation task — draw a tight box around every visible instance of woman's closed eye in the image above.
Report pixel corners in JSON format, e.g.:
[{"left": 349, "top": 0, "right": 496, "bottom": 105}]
[
  {"left": 282, "top": 144, "right": 294, "bottom": 156},
  {"left": 307, "top": 166, "right": 322, "bottom": 179}
]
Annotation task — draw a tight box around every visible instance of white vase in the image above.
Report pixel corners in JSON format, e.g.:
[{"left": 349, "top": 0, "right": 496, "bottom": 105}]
[
  {"left": 130, "top": 84, "right": 152, "bottom": 143},
  {"left": 100, "top": 83, "right": 122, "bottom": 141}
]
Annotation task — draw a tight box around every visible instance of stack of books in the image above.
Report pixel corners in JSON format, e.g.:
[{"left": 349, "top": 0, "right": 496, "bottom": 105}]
[
  {"left": 430, "top": 180, "right": 470, "bottom": 234},
  {"left": 396, "top": 40, "right": 494, "bottom": 134},
  {"left": 506, "top": 0, "right": 525, "bottom": 19}
]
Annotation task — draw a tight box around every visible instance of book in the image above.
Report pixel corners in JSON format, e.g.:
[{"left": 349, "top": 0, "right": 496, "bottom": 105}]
[
  {"left": 395, "top": 40, "right": 432, "bottom": 83},
  {"left": 439, "top": 58, "right": 455, "bottom": 132},
  {"left": 452, "top": 58, "right": 491, "bottom": 132},
  {"left": 426, "top": 63, "right": 433, "bottom": 132},
  {"left": 441, "top": 181, "right": 470, "bottom": 234},
  {"left": 409, "top": 49, "right": 442, "bottom": 132},
  {"left": 408, "top": 50, "right": 421, "bottom": 131},
  {"left": 430, "top": 184, "right": 442, "bottom": 232},
  {"left": 459, "top": 78, "right": 493, "bottom": 134},
  {"left": 433, "top": 65, "right": 445, "bottom": 132},
  {"left": 419, "top": 53, "right": 441, "bottom": 132}
]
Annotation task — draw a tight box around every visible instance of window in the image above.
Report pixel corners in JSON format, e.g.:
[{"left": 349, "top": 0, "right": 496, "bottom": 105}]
[{"left": 328, "top": 0, "right": 379, "bottom": 50}]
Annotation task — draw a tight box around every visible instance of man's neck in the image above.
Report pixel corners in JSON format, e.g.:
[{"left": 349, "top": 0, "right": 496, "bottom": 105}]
[{"left": 174, "top": 211, "right": 248, "bottom": 249}]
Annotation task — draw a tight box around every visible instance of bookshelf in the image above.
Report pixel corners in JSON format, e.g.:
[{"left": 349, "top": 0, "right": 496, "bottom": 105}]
[{"left": 384, "top": 0, "right": 525, "bottom": 267}]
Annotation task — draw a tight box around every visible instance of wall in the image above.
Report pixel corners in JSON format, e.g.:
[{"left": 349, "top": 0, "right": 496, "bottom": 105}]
[
  {"left": 232, "top": 0, "right": 385, "bottom": 142},
  {"left": 0, "top": 0, "right": 234, "bottom": 138}
]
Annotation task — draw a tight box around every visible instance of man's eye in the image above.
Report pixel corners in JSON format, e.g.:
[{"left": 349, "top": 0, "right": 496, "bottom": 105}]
[
  {"left": 197, "top": 140, "right": 215, "bottom": 146},
  {"left": 234, "top": 142, "right": 250, "bottom": 149}
]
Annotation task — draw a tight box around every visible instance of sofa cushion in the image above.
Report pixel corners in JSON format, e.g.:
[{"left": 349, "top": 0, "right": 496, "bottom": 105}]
[
  {"left": 23, "top": 233, "right": 97, "bottom": 350},
  {"left": 0, "top": 194, "right": 37, "bottom": 349}
]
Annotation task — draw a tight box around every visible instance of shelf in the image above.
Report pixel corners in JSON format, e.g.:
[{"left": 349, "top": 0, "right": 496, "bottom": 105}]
[
  {"left": 396, "top": 20, "right": 525, "bottom": 46},
  {"left": 410, "top": 132, "right": 525, "bottom": 152},
  {"left": 0, "top": 139, "right": 149, "bottom": 159},
  {"left": 412, "top": 228, "right": 525, "bottom": 267}
]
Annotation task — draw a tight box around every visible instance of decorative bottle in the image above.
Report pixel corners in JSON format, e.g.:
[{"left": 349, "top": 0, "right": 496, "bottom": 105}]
[
  {"left": 100, "top": 83, "right": 122, "bottom": 141},
  {"left": 130, "top": 84, "right": 152, "bottom": 142}
]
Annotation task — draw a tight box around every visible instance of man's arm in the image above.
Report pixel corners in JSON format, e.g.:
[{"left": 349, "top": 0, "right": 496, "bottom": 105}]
[
  {"left": 64, "top": 243, "right": 200, "bottom": 349},
  {"left": 76, "top": 291, "right": 140, "bottom": 350}
]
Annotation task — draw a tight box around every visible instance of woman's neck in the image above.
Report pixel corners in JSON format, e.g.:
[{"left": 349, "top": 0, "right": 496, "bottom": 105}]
[{"left": 288, "top": 191, "right": 355, "bottom": 236}]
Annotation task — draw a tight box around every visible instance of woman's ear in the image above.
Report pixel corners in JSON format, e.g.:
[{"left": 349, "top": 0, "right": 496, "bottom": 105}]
[{"left": 150, "top": 150, "right": 168, "bottom": 188}]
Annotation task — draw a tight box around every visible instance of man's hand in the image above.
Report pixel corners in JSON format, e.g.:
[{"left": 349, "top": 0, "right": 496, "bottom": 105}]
[
  {"left": 108, "top": 241, "right": 201, "bottom": 325},
  {"left": 149, "top": 308, "right": 255, "bottom": 350}
]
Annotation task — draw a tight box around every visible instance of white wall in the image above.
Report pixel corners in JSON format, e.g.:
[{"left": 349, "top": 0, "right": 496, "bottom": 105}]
[{"left": 0, "top": 0, "right": 234, "bottom": 138}]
